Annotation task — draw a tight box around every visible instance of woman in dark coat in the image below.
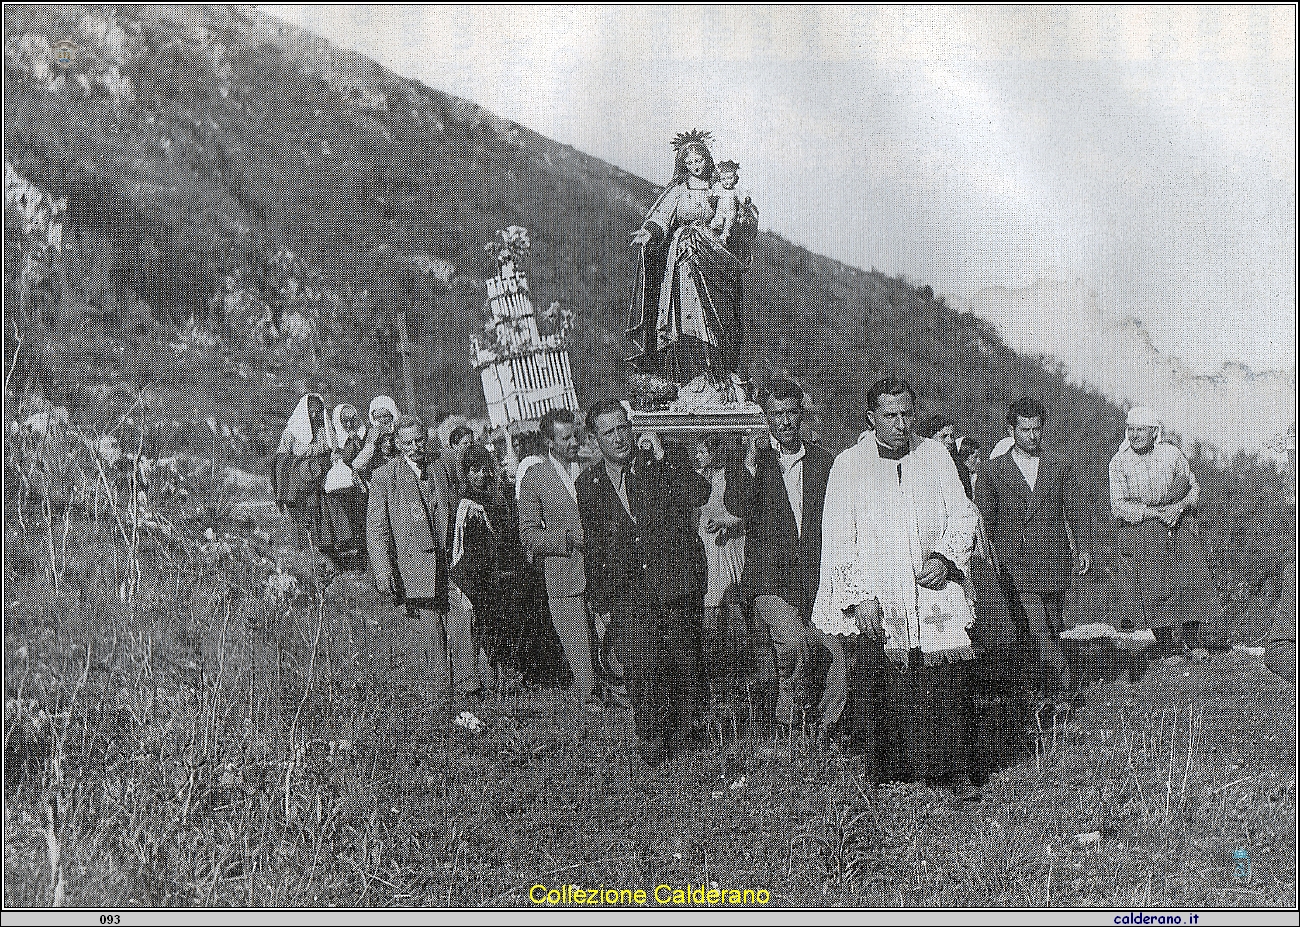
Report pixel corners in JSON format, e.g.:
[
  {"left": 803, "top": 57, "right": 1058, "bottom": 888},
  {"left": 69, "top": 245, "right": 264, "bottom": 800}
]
[{"left": 454, "top": 444, "right": 569, "bottom": 689}]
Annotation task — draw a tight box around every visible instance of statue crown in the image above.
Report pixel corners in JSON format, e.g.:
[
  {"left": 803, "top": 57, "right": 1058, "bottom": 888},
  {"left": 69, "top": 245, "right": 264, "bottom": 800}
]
[{"left": 672, "top": 129, "right": 714, "bottom": 151}]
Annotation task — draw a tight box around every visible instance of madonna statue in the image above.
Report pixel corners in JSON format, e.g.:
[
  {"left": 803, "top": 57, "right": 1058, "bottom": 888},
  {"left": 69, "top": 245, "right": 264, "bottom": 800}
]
[{"left": 625, "top": 130, "right": 753, "bottom": 391}]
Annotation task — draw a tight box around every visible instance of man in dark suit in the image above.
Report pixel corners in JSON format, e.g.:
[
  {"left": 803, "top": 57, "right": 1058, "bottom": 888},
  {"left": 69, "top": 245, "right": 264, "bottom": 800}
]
[
  {"left": 578, "top": 399, "right": 710, "bottom": 767},
  {"left": 366, "top": 414, "right": 481, "bottom": 717},
  {"left": 518, "top": 409, "right": 598, "bottom": 711},
  {"left": 739, "top": 379, "right": 834, "bottom": 729},
  {"left": 976, "top": 398, "right": 1092, "bottom": 705}
]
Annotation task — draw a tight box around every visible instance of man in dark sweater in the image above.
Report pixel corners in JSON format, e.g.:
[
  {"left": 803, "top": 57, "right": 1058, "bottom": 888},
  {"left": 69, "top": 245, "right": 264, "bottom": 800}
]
[
  {"left": 578, "top": 399, "right": 710, "bottom": 767},
  {"left": 739, "top": 379, "right": 835, "bottom": 729}
]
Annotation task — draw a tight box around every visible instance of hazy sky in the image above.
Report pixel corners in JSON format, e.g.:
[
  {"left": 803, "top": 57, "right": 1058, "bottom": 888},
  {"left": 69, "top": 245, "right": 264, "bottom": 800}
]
[{"left": 267, "top": 5, "right": 1296, "bottom": 388}]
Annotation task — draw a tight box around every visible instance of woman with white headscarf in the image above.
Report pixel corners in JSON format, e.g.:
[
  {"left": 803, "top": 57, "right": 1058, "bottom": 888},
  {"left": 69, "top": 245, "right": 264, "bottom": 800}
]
[
  {"left": 1109, "top": 406, "right": 1223, "bottom": 655},
  {"left": 274, "top": 393, "right": 347, "bottom": 570},
  {"left": 322, "top": 403, "right": 369, "bottom": 566},
  {"left": 354, "top": 395, "right": 400, "bottom": 484}
]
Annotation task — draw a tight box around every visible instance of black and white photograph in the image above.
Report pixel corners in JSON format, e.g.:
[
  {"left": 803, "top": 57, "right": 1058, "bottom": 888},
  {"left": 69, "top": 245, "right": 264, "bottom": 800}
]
[{"left": 2, "top": 3, "right": 1296, "bottom": 917}]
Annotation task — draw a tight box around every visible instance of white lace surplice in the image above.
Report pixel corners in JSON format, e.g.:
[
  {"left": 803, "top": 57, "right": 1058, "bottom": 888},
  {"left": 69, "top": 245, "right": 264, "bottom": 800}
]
[{"left": 811, "top": 434, "right": 979, "bottom": 664}]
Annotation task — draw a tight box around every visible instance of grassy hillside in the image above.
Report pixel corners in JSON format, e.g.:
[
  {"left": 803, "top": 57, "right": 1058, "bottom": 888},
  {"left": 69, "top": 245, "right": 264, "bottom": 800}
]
[
  {"left": 2, "top": 4, "right": 1294, "bottom": 910},
  {"left": 1, "top": 5, "right": 1142, "bottom": 442}
]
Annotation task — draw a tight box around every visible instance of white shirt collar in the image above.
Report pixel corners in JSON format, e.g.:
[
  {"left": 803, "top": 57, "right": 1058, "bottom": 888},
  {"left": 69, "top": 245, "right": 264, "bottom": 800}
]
[
  {"left": 550, "top": 454, "right": 578, "bottom": 478},
  {"left": 777, "top": 443, "right": 805, "bottom": 470},
  {"left": 404, "top": 455, "right": 423, "bottom": 479}
]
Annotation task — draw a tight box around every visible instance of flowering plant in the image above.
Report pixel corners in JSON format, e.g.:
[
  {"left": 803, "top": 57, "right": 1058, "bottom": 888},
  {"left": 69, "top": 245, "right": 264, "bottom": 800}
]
[
  {"left": 629, "top": 373, "right": 679, "bottom": 410},
  {"left": 484, "top": 226, "right": 531, "bottom": 268}
]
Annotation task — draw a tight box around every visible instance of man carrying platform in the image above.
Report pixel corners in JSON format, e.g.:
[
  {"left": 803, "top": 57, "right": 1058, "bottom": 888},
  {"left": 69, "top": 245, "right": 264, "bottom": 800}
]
[
  {"left": 578, "top": 399, "right": 711, "bottom": 767},
  {"left": 740, "top": 379, "right": 834, "bottom": 732}
]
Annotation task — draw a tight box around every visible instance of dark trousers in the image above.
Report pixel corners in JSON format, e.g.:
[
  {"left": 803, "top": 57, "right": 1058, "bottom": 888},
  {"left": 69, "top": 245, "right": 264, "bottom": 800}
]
[
  {"left": 848, "top": 636, "right": 970, "bottom": 784},
  {"left": 608, "top": 598, "right": 702, "bottom": 754},
  {"left": 1005, "top": 585, "right": 1071, "bottom": 697},
  {"left": 703, "top": 591, "right": 779, "bottom": 724}
]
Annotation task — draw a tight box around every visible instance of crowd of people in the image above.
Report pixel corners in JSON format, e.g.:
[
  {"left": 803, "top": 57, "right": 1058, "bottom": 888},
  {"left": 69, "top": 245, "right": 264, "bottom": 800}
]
[{"left": 271, "top": 378, "right": 1265, "bottom": 795}]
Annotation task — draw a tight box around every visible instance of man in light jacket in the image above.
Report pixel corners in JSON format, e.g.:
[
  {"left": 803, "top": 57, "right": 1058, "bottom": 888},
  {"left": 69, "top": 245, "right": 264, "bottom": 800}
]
[
  {"left": 367, "top": 414, "right": 481, "bottom": 717},
  {"left": 518, "top": 408, "right": 598, "bottom": 711}
]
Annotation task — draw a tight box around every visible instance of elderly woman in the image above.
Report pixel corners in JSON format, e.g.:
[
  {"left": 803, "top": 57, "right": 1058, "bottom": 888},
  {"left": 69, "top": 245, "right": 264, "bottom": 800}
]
[
  {"left": 1109, "top": 406, "right": 1223, "bottom": 656},
  {"left": 356, "top": 395, "right": 400, "bottom": 484},
  {"left": 322, "top": 403, "right": 369, "bottom": 567},
  {"left": 274, "top": 393, "right": 343, "bottom": 572}
]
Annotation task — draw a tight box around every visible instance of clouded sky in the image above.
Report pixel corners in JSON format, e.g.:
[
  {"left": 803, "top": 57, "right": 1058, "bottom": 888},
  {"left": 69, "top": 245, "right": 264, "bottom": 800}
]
[{"left": 267, "top": 4, "right": 1296, "bottom": 446}]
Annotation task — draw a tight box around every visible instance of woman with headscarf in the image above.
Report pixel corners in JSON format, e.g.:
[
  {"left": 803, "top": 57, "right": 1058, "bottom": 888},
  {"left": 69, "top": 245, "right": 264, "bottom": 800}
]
[
  {"left": 275, "top": 393, "right": 344, "bottom": 572},
  {"left": 322, "top": 403, "right": 369, "bottom": 567},
  {"left": 355, "top": 395, "right": 400, "bottom": 486},
  {"left": 1109, "top": 406, "right": 1223, "bottom": 656}
]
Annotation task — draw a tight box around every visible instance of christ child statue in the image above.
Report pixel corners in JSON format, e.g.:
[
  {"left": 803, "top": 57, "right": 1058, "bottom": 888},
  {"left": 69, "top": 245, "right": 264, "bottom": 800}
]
[{"left": 710, "top": 160, "right": 752, "bottom": 250}]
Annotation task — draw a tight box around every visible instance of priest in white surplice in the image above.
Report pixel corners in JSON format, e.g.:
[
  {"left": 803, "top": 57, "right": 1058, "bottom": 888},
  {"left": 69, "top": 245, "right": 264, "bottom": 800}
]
[{"left": 811, "top": 378, "right": 981, "bottom": 797}]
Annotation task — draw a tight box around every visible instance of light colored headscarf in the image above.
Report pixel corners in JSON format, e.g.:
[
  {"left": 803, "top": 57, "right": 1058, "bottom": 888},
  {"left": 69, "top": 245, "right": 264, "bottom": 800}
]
[
  {"left": 332, "top": 403, "right": 366, "bottom": 445},
  {"left": 280, "top": 394, "right": 331, "bottom": 456},
  {"left": 1119, "top": 406, "right": 1163, "bottom": 453},
  {"left": 368, "top": 395, "right": 400, "bottom": 430}
]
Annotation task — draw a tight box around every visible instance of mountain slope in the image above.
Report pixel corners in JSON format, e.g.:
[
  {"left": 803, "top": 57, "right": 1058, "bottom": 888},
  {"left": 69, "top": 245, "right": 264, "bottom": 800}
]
[{"left": 3, "top": 4, "right": 1291, "bottom": 598}]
